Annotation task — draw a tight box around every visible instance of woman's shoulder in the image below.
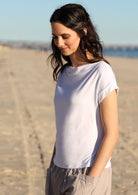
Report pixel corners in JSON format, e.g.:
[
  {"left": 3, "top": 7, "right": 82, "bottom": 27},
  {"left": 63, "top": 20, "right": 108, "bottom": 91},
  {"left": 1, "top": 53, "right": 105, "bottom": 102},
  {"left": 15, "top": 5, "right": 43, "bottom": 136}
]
[
  {"left": 96, "top": 61, "right": 114, "bottom": 76},
  {"left": 97, "top": 60, "right": 111, "bottom": 70}
]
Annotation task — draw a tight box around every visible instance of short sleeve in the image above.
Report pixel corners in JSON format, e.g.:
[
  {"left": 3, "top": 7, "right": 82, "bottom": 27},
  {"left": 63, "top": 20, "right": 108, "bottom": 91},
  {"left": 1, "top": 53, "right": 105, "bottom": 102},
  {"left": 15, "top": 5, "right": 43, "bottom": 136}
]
[{"left": 97, "top": 63, "right": 119, "bottom": 104}]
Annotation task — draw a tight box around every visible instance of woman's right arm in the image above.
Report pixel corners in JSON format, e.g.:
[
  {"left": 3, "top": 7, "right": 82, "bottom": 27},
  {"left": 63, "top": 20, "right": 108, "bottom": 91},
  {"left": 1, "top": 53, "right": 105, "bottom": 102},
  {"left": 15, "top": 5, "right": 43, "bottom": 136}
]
[{"left": 49, "top": 142, "right": 56, "bottom": 168}]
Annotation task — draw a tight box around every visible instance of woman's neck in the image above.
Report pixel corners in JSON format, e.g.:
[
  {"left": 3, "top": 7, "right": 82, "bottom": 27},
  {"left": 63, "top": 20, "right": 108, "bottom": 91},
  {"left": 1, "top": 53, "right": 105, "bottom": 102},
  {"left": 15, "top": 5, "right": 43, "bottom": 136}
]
[{"left": 70, "top": 49, "right": 94, "bottom": 67}]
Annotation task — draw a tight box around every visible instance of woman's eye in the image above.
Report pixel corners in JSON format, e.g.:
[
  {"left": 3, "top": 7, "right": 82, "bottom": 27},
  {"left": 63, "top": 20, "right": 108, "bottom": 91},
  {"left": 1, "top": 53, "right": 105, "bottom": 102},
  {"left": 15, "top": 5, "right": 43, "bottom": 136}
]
[
  {"left": 52, "top": 34, "right": 70, "bottom": 40},
  {"left": 62, "top": 36, "right": 69, "bottom": 39}
]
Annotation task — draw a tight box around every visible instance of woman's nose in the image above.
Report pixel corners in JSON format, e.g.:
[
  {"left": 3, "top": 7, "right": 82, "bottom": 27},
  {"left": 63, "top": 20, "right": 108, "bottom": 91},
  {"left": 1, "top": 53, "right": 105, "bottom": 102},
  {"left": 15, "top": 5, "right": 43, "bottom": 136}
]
[{"left": 55, "top": 37, "right": 64, "bottom": 48}]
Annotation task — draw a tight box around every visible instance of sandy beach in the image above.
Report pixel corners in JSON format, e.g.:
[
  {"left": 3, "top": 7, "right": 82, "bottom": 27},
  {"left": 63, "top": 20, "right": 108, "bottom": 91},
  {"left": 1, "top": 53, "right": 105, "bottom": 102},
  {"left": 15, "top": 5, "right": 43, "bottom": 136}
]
[{"left": 0, "top": 47, "right": 138, "bottom": 195}]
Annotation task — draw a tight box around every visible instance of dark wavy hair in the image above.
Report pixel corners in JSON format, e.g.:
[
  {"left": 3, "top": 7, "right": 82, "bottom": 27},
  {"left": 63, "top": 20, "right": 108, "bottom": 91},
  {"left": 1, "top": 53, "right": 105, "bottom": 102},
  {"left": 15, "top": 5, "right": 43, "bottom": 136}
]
[{"left": 49, "top": 3, "right": 108, "bottom": 81}]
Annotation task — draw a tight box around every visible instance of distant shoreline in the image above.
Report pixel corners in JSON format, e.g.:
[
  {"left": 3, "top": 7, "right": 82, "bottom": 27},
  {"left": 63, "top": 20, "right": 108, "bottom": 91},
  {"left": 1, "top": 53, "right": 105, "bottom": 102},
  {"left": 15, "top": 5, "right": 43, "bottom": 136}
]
[{"left": 0, "top": 40, "right": 138, "bottom": 58}]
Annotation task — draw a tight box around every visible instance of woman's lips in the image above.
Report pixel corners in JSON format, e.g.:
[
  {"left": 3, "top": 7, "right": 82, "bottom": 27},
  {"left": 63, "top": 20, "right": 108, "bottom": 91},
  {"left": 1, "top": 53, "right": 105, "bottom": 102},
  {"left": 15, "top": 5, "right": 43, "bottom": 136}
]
[{"left": 60, "top": 47, "right": 68, "bottom": 52}]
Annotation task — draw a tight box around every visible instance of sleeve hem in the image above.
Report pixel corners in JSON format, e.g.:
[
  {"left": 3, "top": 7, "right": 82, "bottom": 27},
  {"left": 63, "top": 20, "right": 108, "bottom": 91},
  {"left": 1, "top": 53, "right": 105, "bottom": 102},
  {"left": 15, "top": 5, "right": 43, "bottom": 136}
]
[{"left": 98, "top": 85, "right": 119, "bottom": 104}]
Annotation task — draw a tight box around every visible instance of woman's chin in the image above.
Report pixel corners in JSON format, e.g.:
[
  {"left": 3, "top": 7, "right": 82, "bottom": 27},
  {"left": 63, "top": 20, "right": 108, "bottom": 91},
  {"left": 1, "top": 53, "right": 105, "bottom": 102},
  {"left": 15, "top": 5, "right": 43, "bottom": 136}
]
[{"left": 61, "top": 51, "right": 71, "bottom": 56}]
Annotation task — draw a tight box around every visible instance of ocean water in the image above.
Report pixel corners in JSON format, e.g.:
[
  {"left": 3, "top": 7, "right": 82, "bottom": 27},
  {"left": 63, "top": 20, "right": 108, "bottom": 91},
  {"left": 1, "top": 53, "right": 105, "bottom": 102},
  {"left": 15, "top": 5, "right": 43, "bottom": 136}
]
[{"left": 103, "top": 47, "right": 138, "bottom": 58}]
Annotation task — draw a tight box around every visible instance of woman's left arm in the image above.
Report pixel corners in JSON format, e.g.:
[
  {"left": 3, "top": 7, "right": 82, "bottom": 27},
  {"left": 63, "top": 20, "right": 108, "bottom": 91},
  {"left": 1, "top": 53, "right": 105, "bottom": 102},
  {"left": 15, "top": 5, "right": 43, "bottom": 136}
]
[{"left": 88, "top": 89, "right": 119, "bottom": 177}]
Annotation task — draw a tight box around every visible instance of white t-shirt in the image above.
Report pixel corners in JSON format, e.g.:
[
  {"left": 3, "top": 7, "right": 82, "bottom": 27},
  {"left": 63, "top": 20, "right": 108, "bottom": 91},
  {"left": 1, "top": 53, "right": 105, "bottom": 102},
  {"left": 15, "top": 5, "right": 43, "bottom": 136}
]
[{"left": 53, "top": 61, "right": 119, "bottom": 169}]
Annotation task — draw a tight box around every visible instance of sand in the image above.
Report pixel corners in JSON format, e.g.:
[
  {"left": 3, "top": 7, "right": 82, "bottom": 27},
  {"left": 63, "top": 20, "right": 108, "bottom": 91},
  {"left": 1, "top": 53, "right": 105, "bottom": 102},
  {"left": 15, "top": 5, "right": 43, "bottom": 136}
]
[{"left": 0, "top": 48, "right": 137, "bottom": 195}]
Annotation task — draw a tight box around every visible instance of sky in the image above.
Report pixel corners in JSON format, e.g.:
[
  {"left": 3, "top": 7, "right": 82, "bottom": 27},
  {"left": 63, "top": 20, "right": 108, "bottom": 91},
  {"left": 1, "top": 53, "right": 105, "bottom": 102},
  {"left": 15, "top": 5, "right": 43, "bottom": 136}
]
[{"left": 0, "top": 0, "right": 138, "bottom": 45}]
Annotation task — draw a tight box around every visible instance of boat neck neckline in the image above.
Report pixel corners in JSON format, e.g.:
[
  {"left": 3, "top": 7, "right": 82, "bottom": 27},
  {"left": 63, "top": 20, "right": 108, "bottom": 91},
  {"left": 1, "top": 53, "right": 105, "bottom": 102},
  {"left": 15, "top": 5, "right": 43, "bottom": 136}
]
[
  {"left": 64, "top": 61, "right": 103, "bottom": 75},
  {"left": 68, "top": 61, "right": 100, "bottom": 69}
]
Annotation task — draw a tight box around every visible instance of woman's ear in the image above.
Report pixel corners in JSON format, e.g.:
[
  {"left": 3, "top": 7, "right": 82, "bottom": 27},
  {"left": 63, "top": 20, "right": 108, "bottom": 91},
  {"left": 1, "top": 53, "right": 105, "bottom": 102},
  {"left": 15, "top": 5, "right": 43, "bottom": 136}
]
[{"left": 83, "top": 28, "right": 87, "bottom": 35}]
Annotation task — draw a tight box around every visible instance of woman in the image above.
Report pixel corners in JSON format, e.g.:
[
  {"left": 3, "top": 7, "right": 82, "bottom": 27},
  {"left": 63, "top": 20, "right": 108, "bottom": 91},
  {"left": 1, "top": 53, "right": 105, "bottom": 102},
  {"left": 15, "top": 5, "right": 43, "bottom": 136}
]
[{"left": 46, "top": 3, "right": 119, "bottom": 195}]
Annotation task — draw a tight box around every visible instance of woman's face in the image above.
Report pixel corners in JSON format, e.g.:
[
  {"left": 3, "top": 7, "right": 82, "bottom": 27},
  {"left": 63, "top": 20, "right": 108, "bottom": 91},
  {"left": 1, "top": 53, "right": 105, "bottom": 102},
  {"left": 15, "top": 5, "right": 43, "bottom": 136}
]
[{"left": 51, "top": 22, "right": 80, "bottom": 56}]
